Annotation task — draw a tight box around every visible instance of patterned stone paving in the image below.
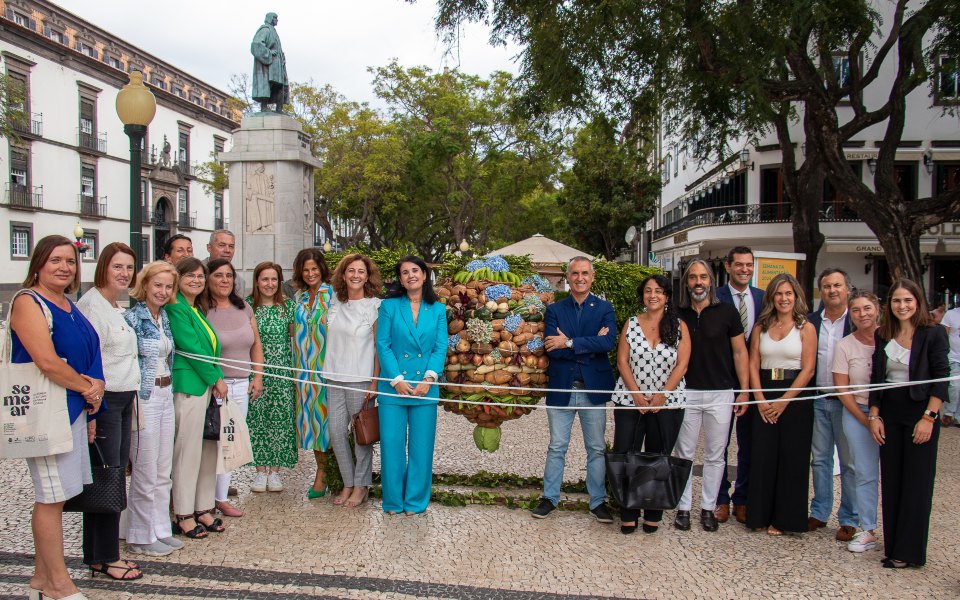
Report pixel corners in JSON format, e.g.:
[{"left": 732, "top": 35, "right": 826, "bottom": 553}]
[{"left": 1, "top": 408, "right": 958, "bottom": 599}]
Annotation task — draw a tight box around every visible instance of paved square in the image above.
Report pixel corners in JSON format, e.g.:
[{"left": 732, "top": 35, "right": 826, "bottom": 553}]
[{"left": 1, "top": 408, "right": 958, "bottom": 599}]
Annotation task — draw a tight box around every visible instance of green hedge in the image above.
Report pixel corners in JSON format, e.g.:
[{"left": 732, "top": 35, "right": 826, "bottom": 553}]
[{"left": 585, "top": 260, "right": 662, "bottom": 328}]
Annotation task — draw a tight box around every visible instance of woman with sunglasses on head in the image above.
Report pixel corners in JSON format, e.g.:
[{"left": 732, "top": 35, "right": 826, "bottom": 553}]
[
  {"left": 166, "top": 258, "right": 228, "bottom": 539},
  {"left": 203, "top": 259, "right": 264, "bottom": 517}
]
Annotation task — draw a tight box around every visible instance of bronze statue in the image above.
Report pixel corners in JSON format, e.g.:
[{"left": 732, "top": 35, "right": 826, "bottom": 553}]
[{"left": 250, "top": 12, "right": 289, "bottom": 113}]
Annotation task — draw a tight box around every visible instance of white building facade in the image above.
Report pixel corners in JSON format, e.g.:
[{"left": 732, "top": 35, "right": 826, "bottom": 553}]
[
  {"left": 1, "top": 0, "right": 237, "bottom": 302},
  {"left": 643, "top": 5, "right": 959, "bottom": 305}
]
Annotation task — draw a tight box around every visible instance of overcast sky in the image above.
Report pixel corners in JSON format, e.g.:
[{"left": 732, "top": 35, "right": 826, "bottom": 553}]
[{"left": 53, "top": 0, "right": 519, "bottom": 105}]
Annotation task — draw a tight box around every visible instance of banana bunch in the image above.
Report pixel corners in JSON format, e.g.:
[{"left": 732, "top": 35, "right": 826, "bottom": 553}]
[
  {"left": 489, "top": 271, "right": 522, "bottom": 285},
  {"left": 453, "top": 268, "right": 524, "bottom": 285}
]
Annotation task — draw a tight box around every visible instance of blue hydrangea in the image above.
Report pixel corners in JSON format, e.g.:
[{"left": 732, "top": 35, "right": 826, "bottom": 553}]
[
  {"left": 504, "top": 313, "right": 524, "bottom": 332},
  {"left": 526, "top": 336, "right": 544, "bottom": 352},
  {"left": 449, "top": 334, "right": 461, "bottom": 351},
  {"left": 485, "top": 255, "right": 510, "bottom": 273},
  {"left": 465, "top": 259, "right": 486, "bottom": 272},
  {"left": 485, "top": 284, "right": 512, "bottom": 301},
  {"left": 521, "top": 274, "right": 553, "bottom": 293}
]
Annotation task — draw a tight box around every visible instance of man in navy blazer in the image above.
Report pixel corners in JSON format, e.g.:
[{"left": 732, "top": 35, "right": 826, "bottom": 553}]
[
  {"left": 531, "top": 257, "right": 617, "bottom": 523},
  {"left": 807, "top": 268, "right": 858, "bottom": 541},
  {"left": 715, "top": 246, "right": 764, "bottom": 524}
]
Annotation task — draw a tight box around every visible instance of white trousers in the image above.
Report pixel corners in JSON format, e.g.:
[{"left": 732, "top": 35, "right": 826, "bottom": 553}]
[
  {"left": 675, "top": 389, "right": 734, "bottom": 511},
  {"left": 125, "top": 384, "right": 175, "bottom": 544},
  {"left": 215, "top": 378, "right": 249, "bottom": 502}
]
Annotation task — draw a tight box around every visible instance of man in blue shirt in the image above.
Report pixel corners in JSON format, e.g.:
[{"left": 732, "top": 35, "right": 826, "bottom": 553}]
[{"left": 532, "top": 257, "right": 617, "bottom": 522}]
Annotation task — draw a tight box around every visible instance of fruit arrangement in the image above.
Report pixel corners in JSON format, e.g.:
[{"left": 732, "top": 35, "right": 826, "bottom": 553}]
[{"left": 438, "top": 256, "right": 555, "bottom": 452}]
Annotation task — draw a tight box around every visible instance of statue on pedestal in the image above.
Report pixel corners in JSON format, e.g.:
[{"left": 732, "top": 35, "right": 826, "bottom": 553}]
[{"left": 250, "top": 12, "right": 289, "bottom": 113}]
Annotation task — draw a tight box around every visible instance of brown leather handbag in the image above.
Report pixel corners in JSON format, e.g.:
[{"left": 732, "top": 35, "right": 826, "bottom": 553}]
[{"left": 352, "top": 396, "right": 379, "bottom": 445}]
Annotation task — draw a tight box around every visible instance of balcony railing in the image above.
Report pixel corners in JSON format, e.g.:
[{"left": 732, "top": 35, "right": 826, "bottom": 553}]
[
  {"left": 4, "top": 183, "right": 43, "bottom": 209},
  {"left": 178, "top": 212, "right": 197, "bottom": 229},
  {"left": 11, "top": 112, "right": 42, "bottom": 137},
  {"left": 653, "top": 202, "right": 861, "bottom": 241},
  {"left": 78, "top": 195, "right": 107, "bottom": 218},
  {"left": 77, "top": 128, "right": 107, "bottom": 153}
]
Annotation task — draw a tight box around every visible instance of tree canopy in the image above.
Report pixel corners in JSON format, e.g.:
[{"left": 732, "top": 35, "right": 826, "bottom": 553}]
[{"left": 425, "top": 0, "right": 960, "bottom": 287}]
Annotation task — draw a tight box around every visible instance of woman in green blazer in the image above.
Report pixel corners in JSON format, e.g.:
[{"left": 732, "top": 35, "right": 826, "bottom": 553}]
[{"left": 166, "top": 257, "right": 228, "bottom": 539}]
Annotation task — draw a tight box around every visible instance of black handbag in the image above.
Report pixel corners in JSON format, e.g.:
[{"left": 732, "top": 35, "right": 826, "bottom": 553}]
[
  {"left": 605, "top": 414, "right": 692, "bottom": 511},
  {"left": 63, "top": 440, "right": 127, "bottom": 514},
  {"left": 203, "top": 393, "right": 221, "bottom": 441}
]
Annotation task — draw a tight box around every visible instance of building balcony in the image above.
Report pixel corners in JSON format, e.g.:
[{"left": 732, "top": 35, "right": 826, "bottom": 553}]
[
  {"left": 178, "top": 212, "right": 196, "bottom": 229},
  {"left": 77, "top": 128, "right": 107, "bottom": 153},
  {"left": 652, "top": 201, "right": 861, "bottom": 241},
  {"left": 11, "top": 112, "right": 42, "bottom": 137},
  {"left": 78, "top": 195, "right": 107, "bottom": 218},
  {"left": 3, "top": 183, "right": 43, "bottom": 210}
]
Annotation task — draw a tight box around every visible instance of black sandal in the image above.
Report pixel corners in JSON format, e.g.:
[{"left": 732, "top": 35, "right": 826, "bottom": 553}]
[
  {"left": 172, "top": 513, "right": 207, "bottom": 539},
  {"left": 90, "top": 562, "right": 144, "bottom": 580},
  {"left": 195, "top": 508, "right": 226, "bottom": 533}
]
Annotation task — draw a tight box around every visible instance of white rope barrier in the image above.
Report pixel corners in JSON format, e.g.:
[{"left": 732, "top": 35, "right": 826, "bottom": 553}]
[{"left": 175, "top": 350, "right": 960, "bottom": 412}]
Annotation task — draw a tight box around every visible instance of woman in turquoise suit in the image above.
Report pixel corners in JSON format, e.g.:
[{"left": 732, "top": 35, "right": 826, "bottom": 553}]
[{"left": 376, "top": 256, "right": 448, "bottom": 514}]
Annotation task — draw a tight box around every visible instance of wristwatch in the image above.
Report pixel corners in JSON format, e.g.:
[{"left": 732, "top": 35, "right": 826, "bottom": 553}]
[
  {"left": 565, "top": 339, "right": 573, "bottom": 349},
  {"left": 923, "top": 409, "right": 939, "bottom": 420}
]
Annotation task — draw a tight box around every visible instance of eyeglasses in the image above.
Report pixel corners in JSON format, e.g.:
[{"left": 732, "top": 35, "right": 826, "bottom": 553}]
[{"left": 182, "top": 273, "right": 205, "bottom": 281}]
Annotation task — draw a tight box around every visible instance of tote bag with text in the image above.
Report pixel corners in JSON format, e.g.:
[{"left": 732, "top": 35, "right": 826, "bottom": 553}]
[{"left": 0, "top": 290, "right": 72, "bottom": 459}]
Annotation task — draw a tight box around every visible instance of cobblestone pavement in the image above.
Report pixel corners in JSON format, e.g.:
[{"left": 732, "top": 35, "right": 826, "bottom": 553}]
[{"left": 1, "top": 407, "right": 958, "bottom": 599}]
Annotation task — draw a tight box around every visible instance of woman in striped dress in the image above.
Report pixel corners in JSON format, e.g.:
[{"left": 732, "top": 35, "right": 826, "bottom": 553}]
[{"left": 291, "top": 248, "right": 334, "bottom": 498}]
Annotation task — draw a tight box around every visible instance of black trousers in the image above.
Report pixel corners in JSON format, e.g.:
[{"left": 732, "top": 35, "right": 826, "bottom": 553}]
[
  {"left": 879, "top": 388, "right": 939, "bottom": 565},
  {"left": 612, "top": 407, "right": 685, "bottom": 523},
  {"left": 717, "top": 405, "right": 753, "bottom": 507},
  {"left": 746, "top": 377, "right": 813, "bottom": 533},
  {"left": 82, "top": 390, "right": 135, "bottom": 565}
]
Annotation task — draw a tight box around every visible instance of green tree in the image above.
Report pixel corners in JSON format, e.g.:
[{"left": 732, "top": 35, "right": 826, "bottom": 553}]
[
  {"left": 424, "top": 0, "right": 960, "bottom": 289},
  {"left": 558, "top": 114, "right": 659, "bottom": 259},
  {"left": 373, "top": 61, "right": 563, "bottom": 259}
]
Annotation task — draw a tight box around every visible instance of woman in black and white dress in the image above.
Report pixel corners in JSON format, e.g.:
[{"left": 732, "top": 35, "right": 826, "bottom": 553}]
[{"left": 611, "top": 274, "right": 690, "bottom": 534}]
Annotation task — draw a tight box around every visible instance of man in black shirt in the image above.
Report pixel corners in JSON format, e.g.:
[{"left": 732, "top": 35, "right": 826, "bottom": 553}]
[{"left": 673, "top": 259, "right": 750, "bottom": 532}]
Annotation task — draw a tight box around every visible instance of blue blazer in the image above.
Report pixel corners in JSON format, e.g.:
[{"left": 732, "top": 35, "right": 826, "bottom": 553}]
[
  {"left": 545, "top": 293, "right": 617, "bottom": 406},
  {"left": 716, "top": 284, "right": 764, "bottom": 322},
  {"left": 375, "top": 296, "right": 448, "bottom": 406}
]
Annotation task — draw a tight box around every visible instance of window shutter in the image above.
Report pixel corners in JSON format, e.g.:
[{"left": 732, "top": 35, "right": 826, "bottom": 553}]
[
  {"left": 27, "top": 18, "right": 36, "bottom": 31},
  {"left": 11, "top": 148, "right": 28, "bottom": 172}
]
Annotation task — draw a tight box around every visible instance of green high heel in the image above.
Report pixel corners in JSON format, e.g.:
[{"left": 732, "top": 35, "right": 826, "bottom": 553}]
[{"left": 307, "top": 484, "right": 328, "bottom": 499}]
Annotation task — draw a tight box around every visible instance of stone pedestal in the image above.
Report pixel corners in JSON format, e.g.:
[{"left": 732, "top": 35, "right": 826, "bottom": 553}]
[{"left": 219, "top": 113, "right": 320, "bottom": 288}]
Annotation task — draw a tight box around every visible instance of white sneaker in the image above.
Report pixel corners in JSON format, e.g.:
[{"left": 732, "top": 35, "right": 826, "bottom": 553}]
[
  {"left": 251, "top": 472, "right": 268, "bottom": 493},
  {"left": 847, "top": 530, "right": 877, "bottom": 552},
  {"left": 267, "top": 472, "right": 283, "bottom": 492},
  {"left": 127, "top": 540, "right": 174, "bottom": 556}
]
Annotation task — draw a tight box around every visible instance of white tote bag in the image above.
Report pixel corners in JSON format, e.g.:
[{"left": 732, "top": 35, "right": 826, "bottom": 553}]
[
  {"left": 0, "top": 290, "right": 73, "bottom": 459},
  {"left": 217, "top": 394, "right": 253, "bottom": 473}
]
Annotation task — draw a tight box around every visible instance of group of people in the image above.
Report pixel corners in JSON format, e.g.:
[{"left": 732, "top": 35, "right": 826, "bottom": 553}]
[
  {"left": 7, "top": 233, "right": 952, "bottom": 600},
  {"left": 11, "top": 230, "right": 448, "bottom": 600},
  {"left": 533, "top": 249, "right": 950, "bottom": 573}
]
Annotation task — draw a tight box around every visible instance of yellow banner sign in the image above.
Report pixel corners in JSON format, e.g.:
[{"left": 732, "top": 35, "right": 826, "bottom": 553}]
[{"left": 756, "top": 258, "right": 797, "bottom": 290}]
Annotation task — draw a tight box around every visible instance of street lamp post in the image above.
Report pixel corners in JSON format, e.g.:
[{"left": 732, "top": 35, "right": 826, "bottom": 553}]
[
  {"left": 116, "top": 71, "right": 157, "bottom": 272},
  {"left": 73, "top": 223, "right": 84, "bottom": 299}
]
